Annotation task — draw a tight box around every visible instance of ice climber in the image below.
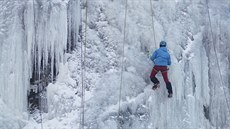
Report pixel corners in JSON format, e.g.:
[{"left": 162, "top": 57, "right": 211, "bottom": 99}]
[{"left": 150, "top": 41, "right": 173, "bottom": 98}]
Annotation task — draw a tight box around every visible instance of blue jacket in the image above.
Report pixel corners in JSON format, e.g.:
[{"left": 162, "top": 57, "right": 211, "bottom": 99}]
[{"left": 150, "top": 47, "right": 171, "bottom": 66}]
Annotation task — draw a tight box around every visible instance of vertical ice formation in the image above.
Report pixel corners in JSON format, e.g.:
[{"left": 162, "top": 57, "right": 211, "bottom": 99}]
[
  {"left": 25, "top": 0, "right": 80, "bottom": 84},
  {"left": 202, "top": 1, "right": 230, "bottom": 127},
  {"left": 0, "top": 0, "right": 80, "bottom": 121},
  {"left": 79, "top": 0, "right": 230, "bottom": 129},
  {"left": 0, "top": 0, "right": 28, "bottom": 116}
]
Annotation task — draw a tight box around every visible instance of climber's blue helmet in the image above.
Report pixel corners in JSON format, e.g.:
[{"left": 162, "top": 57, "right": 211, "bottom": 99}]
[{"left": 160, "top": 41, "right": 167, "bottom": 47}]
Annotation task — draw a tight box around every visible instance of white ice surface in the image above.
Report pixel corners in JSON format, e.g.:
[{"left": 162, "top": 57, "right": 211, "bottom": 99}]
[{"left": 0, "top": 0, "right": 230, "bottom": 129}]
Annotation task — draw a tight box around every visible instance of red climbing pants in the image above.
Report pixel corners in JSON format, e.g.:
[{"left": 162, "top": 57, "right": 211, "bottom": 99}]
[{"left": 150, "top": 65, "right": 169, "bottom": 84}]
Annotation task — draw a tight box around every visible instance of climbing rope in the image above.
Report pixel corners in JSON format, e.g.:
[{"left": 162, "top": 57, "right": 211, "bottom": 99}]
[
  {"left": 149, "top": 0, "right": 157, "bottom": 49},
  {"left": 205, "top": 0, "right": 230, "bottom": 115},
  {"left": 39, "top": 88, "right": 43, "bottom": 129},
  {"left": 118, "top": 0, "right": 128, "bottom": 128},
  {"left": 79, "top": 0, "right": 87, "bottom": 128}
]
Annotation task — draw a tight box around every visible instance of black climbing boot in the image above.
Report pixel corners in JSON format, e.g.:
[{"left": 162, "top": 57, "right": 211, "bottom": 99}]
[
  {"left": 151, "top": 77, "right": 160, "bottom": 90},
  {"left": 166, "top": 82, "right": 173, "bottom": 98},
  {"left": 168, "top": 93, "right": 173, "bottom": 98},
  {"left": 152, "top": 83, "right": 160, "bottom": 90}
]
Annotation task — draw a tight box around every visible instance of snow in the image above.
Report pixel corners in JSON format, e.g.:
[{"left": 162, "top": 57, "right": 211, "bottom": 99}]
[
  {"left": 0, "top": 0, "right": 230, "bottom": 129},
  {"left": 0, "top": 0, "right": 80, "bottom": 128}
]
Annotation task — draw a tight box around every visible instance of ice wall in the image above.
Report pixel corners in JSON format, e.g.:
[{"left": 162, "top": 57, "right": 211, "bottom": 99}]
[
  {"left": 0, "top": 0, "right": 80, "bottom": 128},
  {"left": 202, "top": 1, "right": 230, "bottom": 127},
  {"left": 0, "top": 0, "right": 28, "bottom": 117},
  {"left": 20, "top": 0, "right": 230, "bottom": 128},
  {"left": 80, "top": 0, "right": 230, "bottom": 128}
]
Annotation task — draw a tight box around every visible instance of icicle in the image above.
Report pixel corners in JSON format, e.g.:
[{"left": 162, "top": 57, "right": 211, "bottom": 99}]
[{"left": 0, "top": 0, "right": 80, "bottom": 119}]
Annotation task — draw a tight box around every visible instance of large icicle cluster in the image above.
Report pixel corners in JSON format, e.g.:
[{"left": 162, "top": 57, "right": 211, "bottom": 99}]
[
  {"left": 24, "top": 0, "right": 80, "bottom": 84},
  {"left": 0, "top": 0, "right": 80, "bottom": 128}
]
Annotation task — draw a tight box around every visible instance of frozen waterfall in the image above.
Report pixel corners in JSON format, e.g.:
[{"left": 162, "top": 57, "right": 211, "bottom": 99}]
[{"left": 1, "top": 0, "right": 230, "bottom": 129}]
